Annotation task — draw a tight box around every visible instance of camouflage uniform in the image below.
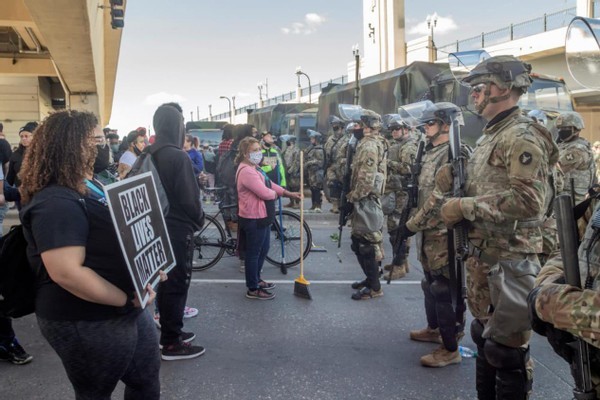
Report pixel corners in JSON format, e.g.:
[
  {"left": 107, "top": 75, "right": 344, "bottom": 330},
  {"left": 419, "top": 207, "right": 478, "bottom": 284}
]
[
  {"left": 282, "top": 143, "right": 300, "bottom": 208},
  {"left": 304, "top": 142, "right": 325, "bottom": 209},
  {"left": 334, "top": 134, "right": 352, "bottom": 186},
  {"left": 349, "top": 133, "right": 387, "bottom": 293},
  {"left": 534, "top": 203, "right": 600, "bottom": 396},
  {"left": 558, "top": 136, "right": 595, "bottom": 205},
  {"left": 324, "top": 132, "right": 346, "bottom": 212}
]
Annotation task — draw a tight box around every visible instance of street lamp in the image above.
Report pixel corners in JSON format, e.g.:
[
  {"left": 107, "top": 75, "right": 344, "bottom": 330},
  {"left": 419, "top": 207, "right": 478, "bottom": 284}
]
[
  {"left": 427, "top": 13, "right": 438, "bottom": 61},
  {"left": 257, "top": 81, "right": 264, "bottom": 107},
  {"left": 295, "top": 66, "right": 312, "bottom": 104},
  {"left": 219, "top": 96, "right": 232, "bottom": 123},
  {"left": 352, "top": 44, "right": 360, "bottom": 105}
]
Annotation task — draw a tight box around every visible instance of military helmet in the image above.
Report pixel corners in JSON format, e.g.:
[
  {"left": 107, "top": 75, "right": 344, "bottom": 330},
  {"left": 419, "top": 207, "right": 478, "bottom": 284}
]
[
  {"left": 462, "top": 55, "right": 532, "bottom": 92},
  {"left": 419, "top": 102, "right": 463, "bottom": 126},
  {"left": 328, "top": 115, "right": 344, "bottom": 128},
  {"left": 358, "top": 109, "right": 382, "bottom": 130},
  {"left": 382, "top": 114, "right": 409, "bottom": 131},
  {"left": 555, "top": 111, "right": 585, "bottom": 131},
  {"left": 307, "top": 129, "right": 323, "bottom": 142},
  {"left": 280, "top": 134, "right": 296, "bottom": 143},
  {"left": 527, "top": 109, "right": 548, "bottom": 127}
]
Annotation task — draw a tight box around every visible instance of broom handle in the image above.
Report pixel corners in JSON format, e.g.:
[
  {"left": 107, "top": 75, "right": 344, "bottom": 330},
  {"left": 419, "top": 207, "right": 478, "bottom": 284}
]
[{"left": 300, "top": 151, "right": 304, "bottom": 277}]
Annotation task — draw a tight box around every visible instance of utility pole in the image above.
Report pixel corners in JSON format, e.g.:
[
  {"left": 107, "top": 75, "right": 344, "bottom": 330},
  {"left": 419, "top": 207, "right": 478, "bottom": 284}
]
[{"left": 353, "top": 44, "right": 360, "bottom": 105}]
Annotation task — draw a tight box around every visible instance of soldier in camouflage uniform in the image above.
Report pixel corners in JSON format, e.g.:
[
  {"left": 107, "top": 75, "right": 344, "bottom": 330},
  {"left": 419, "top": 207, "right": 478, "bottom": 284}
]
[
  {"left": 556, "top": 112, "right": 595, "bottom": 205},
  {"left": 281, "top": 134, "right": 301, "bottom": 209},
  {"left": 344, "top": 108, "right": 387, "bottom": 300},
  {"left": 381, "top": 114, "right": 419, "bottom": 280},
  {"left": 440, "top": 56, "right": 559, "bottom": 399},
  {"left": 529, "top": 204, "right": 600, "bottom": 397},
  {"left": 401, "top": 103, "right": 467, "bottom": 367},
  {"left": 333, "top": 123, "right": 355, "bottom": 191},
  {"left": 304, "top": 130, "right": 326, "bottom": 212},
  {"left": 324, "top": 116, "right": 346, "bottom": 214}
]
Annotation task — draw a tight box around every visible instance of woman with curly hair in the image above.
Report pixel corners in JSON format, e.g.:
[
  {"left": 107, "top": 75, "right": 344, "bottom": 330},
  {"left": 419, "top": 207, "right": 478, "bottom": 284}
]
[{"left": 19, "top": 110, "right": 162, "bottom": 399}]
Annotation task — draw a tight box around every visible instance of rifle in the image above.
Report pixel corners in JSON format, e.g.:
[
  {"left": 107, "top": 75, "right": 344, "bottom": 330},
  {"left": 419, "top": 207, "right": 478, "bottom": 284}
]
[
  {"left": 447, "top": 118, "right": 469, "bottom": 325},
  {"left": 388, "top": 139, "right": 425, "bottom": 283},
  {"left": 554, "top": 194, "right": 596, "bottom": 400},
  {"left": 338, "top": 137, "right": 356, "bottom": 248}
]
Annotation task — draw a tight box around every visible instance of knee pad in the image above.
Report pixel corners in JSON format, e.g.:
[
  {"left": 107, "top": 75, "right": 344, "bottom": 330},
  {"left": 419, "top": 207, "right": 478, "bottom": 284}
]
[
  {"left": 484, "top": 340, "right": 529, "bottom": 370},
  {"left": 471, "top": 319, "right": 486, "bottom": 349},
  {"left": 430, "top": 277, "right": 451, "bottom": 302}
]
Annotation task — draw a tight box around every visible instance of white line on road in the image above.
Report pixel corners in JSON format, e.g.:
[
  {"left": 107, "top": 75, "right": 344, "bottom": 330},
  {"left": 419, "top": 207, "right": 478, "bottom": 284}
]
[{"left": 191, "top": 279, "right": 421, "bottom": 285}]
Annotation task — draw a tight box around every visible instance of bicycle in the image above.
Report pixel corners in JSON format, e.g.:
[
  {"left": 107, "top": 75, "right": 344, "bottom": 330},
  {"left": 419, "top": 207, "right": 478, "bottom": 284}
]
[{"left": 192, "top": 187, "right": 312, "bottom": 272}]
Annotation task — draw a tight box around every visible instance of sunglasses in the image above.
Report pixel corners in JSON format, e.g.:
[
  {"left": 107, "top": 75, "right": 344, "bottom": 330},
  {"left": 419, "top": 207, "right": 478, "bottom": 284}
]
[
  {"left": 470, "top": 83, "right": 486, "bottom": 95},
  {"left": 425, "top": 120, "right": 438, "bottom": 127}
]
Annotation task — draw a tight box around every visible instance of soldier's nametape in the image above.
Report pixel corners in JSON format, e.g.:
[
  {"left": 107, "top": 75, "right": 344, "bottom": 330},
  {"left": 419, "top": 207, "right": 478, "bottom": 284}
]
[{"left": 104, "top": 172, "right": 176, "bottom": 308}]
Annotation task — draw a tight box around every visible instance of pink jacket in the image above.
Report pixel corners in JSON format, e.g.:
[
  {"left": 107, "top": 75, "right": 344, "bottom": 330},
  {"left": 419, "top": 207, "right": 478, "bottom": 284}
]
[{"left": 236, "top": 163, "right": 285, "bottom": 219}]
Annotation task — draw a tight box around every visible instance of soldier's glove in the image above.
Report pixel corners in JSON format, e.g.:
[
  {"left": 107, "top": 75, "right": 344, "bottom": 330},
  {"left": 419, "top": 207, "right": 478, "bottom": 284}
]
[
  {"left": 440, "top": 198, "right": 464, "bottom": 227},
  {"left": 527, "top": 286, "right": 575, "bottom": 364},
  {"left": 434, "top": 164, "right": 454, "bottom": 193}
]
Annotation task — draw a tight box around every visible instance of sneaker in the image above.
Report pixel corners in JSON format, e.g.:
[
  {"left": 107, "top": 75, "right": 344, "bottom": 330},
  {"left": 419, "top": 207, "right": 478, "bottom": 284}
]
[
  {"left": 246, "top": 288, "right": 276, "bottom": 300},
  {"left": 0, "top": 339, "right": 33, "bottom": 365},
  {"left": 161, "top": 342, "right": 205, "bottom": 361},
  {"left": 351, "top": 287, "right": 383, "bottom": 300},
  {"left": 351, "top": 280, "right": 367, "bottom": 290},
  {"left": 382, "top": 265, "right": 407, "bottom": 281},
  {"left": 409, "top": 327, "right": 442, "bottom": 344},
  {"left": 160, "top": 331, "right": 195, "bottom": 350},
  {"left": 314, "top": 207, "right": 322, "bottom": 213},
  {"left": 184, "top": 306, "right": 199, "bottom": 319},
  {"left": 420, "top": 346, "right": 462, "bottom": 368},
  {"left": 153, "top": 313, "right": 161, "bottom": 329},
  {"left": 258, "top": 280, "right": 276, "bottom": 290}
]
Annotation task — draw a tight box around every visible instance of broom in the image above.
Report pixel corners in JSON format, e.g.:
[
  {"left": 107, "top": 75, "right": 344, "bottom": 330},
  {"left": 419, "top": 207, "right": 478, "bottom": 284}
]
[{"left": 294, "top": 151, "right": 312, "bottom": 300}]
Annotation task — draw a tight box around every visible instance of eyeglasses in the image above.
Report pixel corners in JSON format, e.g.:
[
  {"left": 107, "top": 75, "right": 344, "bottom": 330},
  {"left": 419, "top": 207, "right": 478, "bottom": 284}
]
[
  {"left": 470, "top": 83, "right": 486, "bottom": 95},
  {"left": 425, "top": 120, "right": 438, "bottom": 127}
]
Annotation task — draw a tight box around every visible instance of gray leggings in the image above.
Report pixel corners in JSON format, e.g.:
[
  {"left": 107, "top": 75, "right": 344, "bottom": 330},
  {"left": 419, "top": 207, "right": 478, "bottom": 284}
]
[{"left": 37, "top": 309, "right": 160, "bottom": 400}]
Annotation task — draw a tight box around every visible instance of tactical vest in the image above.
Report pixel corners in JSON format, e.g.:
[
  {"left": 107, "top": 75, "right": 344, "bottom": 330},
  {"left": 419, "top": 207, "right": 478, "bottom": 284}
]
[
  {"left": 418, "top": 141, "right": 448, "bottom": 210},
  {"left": 465, "top": 114, "right": 546, "bottom": 254}
]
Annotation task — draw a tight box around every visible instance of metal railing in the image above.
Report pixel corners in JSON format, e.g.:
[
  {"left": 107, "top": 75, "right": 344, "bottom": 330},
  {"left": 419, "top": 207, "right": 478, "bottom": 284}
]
[
  {"left": 436, "top": 7, "right": 577, "bottom": 55},
  {"left": 201, "top": 75, "right": 348, "bottom": 121}
]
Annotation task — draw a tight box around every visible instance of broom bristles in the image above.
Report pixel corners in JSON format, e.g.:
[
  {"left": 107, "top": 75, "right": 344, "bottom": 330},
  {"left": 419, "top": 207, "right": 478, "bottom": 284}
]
[{"left": 294, "top": 279, "right": 312, "bottom": 299}]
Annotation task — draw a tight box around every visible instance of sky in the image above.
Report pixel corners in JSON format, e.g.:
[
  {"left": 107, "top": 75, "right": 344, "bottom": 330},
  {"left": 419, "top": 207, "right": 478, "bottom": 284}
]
[{"left": 108, "top": 0, "right": 576, "bottom": 135}]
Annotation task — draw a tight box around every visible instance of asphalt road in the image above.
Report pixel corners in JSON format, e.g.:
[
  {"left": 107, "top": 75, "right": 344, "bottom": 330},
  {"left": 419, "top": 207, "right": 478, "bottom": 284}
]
[{"left": 1, "top": 204, "right": 576, "bottom": 399}]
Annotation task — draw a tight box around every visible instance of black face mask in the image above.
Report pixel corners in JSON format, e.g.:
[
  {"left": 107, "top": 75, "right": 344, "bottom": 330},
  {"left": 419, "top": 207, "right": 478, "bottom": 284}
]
[
  {"left": 264, "top": 142, "right": 272, "bottom": 148},
  {"left": 352, "top": 129, "right": 364, "bottom": 141},
  {"left": 558, "top": 129, "right": 574, "bottom": 141},
  {"left": 133, "top": 146, "right": 143, "bottom": 156}
]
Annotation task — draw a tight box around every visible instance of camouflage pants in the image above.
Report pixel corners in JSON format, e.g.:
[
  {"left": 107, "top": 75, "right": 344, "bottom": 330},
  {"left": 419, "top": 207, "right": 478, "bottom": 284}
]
[{"left": 466, "top": 251, "right": 537, "bottom": 348}]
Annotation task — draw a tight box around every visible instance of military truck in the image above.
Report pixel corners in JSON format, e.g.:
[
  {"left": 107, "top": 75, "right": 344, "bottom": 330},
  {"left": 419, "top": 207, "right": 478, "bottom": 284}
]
[
  {"left": 317, "top": 60, "right": 573, "bottom": 146},
  {"left": 247, "top": 103, "right": 317, "bottom": 149},
  {"left": 185, "top": 120, "right": 228, "bottom": 148}
]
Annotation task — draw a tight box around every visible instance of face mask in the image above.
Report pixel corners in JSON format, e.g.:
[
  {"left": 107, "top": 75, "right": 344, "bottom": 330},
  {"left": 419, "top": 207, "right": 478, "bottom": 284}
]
[
  {"left": 133, "top": 146, "right": 143, "bottom": 156},
  {"left": 263, "top": 142, "right": 272, "bottom": 148},
  {"left": 558, "top": 129, "right": 574, "bottom": 141},
  {"left": 352, "top": 129, "right": 364, "bottom": 141},
  {"left": 249, "top": 151, "right": 263, "bottom": 165},
  {"left": 110, "top": 144, "right": 119, "bottom": 153}
]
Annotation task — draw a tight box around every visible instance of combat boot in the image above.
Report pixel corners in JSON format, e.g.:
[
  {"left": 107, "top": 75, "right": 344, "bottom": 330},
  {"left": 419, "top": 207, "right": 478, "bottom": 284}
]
[
  {"left": 330, "top": 200, "right": 339, "bottom": 214},
  {"left": 383, "top": 263, "right": 393, "bottom": 271},
  {"left": 409, "top": 327, "right": 443, "bottom": 344},
  {"left": 420, "top": 346, "right": 462, "bottom": 368},
  {"left": 351, "top": 287, "right": 383, "bottom": 300},
  {"left": 382, "top": 264, "right": 407, "bottom": 280}
]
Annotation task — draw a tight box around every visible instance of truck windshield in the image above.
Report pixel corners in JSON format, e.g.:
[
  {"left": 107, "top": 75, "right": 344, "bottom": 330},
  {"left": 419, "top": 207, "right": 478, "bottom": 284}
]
[
  {"left": 519, "top": 78, "right": 573, "bottom": 112},
  {"left": 188, "top": 129, "right": 223, "bottom": 147}
]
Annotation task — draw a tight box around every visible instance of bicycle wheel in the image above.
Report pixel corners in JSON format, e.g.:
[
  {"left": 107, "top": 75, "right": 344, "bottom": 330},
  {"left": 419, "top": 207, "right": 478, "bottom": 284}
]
[
  {"left": 266, "top": 210, "right": 312, "bottom": 268},
  {"left": 192, "top": 214, "right": 226, "bottom": 271}
]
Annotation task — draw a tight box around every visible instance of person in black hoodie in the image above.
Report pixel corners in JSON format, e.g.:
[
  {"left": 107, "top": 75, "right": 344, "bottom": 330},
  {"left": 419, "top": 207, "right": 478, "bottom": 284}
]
[
  {"left": 151, "top": 103, "right": 205, "bottom": 360},
  {"left": 6, "top": 122, "right": 37, "bottom": 209}
]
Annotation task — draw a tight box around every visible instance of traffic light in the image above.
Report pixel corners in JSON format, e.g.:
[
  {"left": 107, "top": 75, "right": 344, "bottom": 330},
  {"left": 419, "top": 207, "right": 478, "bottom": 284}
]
[{"left": 110, "top": 0, "right": 124, "bottom": 29}]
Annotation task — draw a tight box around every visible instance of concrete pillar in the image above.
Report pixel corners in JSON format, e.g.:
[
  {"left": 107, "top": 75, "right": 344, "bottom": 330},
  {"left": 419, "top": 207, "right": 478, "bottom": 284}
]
[
  {"left": 576, "top": 0, "right": 594, "bottom": 17},
  {"left": 68, "top": 92, "right": 100, "bottom": 117}
]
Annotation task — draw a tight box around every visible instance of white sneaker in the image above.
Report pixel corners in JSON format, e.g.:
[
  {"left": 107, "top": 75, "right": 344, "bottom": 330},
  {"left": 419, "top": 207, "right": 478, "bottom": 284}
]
[{"left": 184, "top": 306, "right": 198, "bottom": 319}]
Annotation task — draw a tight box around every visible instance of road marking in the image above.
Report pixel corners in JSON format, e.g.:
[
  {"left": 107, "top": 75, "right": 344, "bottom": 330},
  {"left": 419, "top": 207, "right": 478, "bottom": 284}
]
[{"left": 191, "top": 279, "right": 421, "bottom": 285}]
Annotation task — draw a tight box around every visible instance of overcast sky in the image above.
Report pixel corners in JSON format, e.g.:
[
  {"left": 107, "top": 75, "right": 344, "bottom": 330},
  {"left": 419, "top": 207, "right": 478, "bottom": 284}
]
[{"left": 108, "top": 0, "right": 575, "bottom": 135}]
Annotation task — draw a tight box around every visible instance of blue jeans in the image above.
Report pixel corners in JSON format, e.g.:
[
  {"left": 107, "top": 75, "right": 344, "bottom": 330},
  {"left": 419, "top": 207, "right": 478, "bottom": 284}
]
[
  {"left": 241, "top": 219, "right": 270, "bottom": 290},
  {"left": 37, "top": 310, "right": 160, "bottom": 400}
]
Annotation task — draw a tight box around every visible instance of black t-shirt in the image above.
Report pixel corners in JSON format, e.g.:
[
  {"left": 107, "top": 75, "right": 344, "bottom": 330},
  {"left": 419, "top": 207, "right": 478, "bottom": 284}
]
[
  {"left": 20, "top": 186, "right": 135, "bottom": 320},
  {"left": 0, "top": 138, "right": 11, "bottom": 166}
]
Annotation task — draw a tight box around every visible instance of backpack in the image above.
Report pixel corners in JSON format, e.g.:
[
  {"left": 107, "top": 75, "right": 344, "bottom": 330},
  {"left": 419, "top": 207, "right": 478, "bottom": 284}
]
[
  {"left": 0, "top": 225, "right": 35, "bottom": 318},
  {"left": 126, "top": 145, "right": 176, "bottom": 216},
  {"left": 215, "top": 148, "right": 237, "bottom": 187}
]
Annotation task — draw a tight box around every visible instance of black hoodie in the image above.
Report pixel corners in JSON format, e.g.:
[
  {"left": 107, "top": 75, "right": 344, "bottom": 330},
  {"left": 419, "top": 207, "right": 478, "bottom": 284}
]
[{"left": 151, "top": 105, "right": 203, "bottom": 234}]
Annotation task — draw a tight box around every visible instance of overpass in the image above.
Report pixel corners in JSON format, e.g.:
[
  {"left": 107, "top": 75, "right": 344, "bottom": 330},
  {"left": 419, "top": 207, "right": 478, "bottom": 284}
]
[{"left": 0, "top": 0, "right": 125, "bottom": 144}]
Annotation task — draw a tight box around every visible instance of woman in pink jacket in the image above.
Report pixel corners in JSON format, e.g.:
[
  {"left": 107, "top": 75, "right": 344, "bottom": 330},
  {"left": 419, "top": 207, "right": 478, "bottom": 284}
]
[{"left": 235, "top": 137, "right": 302, "bottom": 300}]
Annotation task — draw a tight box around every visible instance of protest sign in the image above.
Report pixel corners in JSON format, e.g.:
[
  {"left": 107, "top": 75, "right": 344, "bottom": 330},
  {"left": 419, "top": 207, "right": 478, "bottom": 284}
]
[{"left": 104, "top": 172, "right": 175, "bottom": 308}]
